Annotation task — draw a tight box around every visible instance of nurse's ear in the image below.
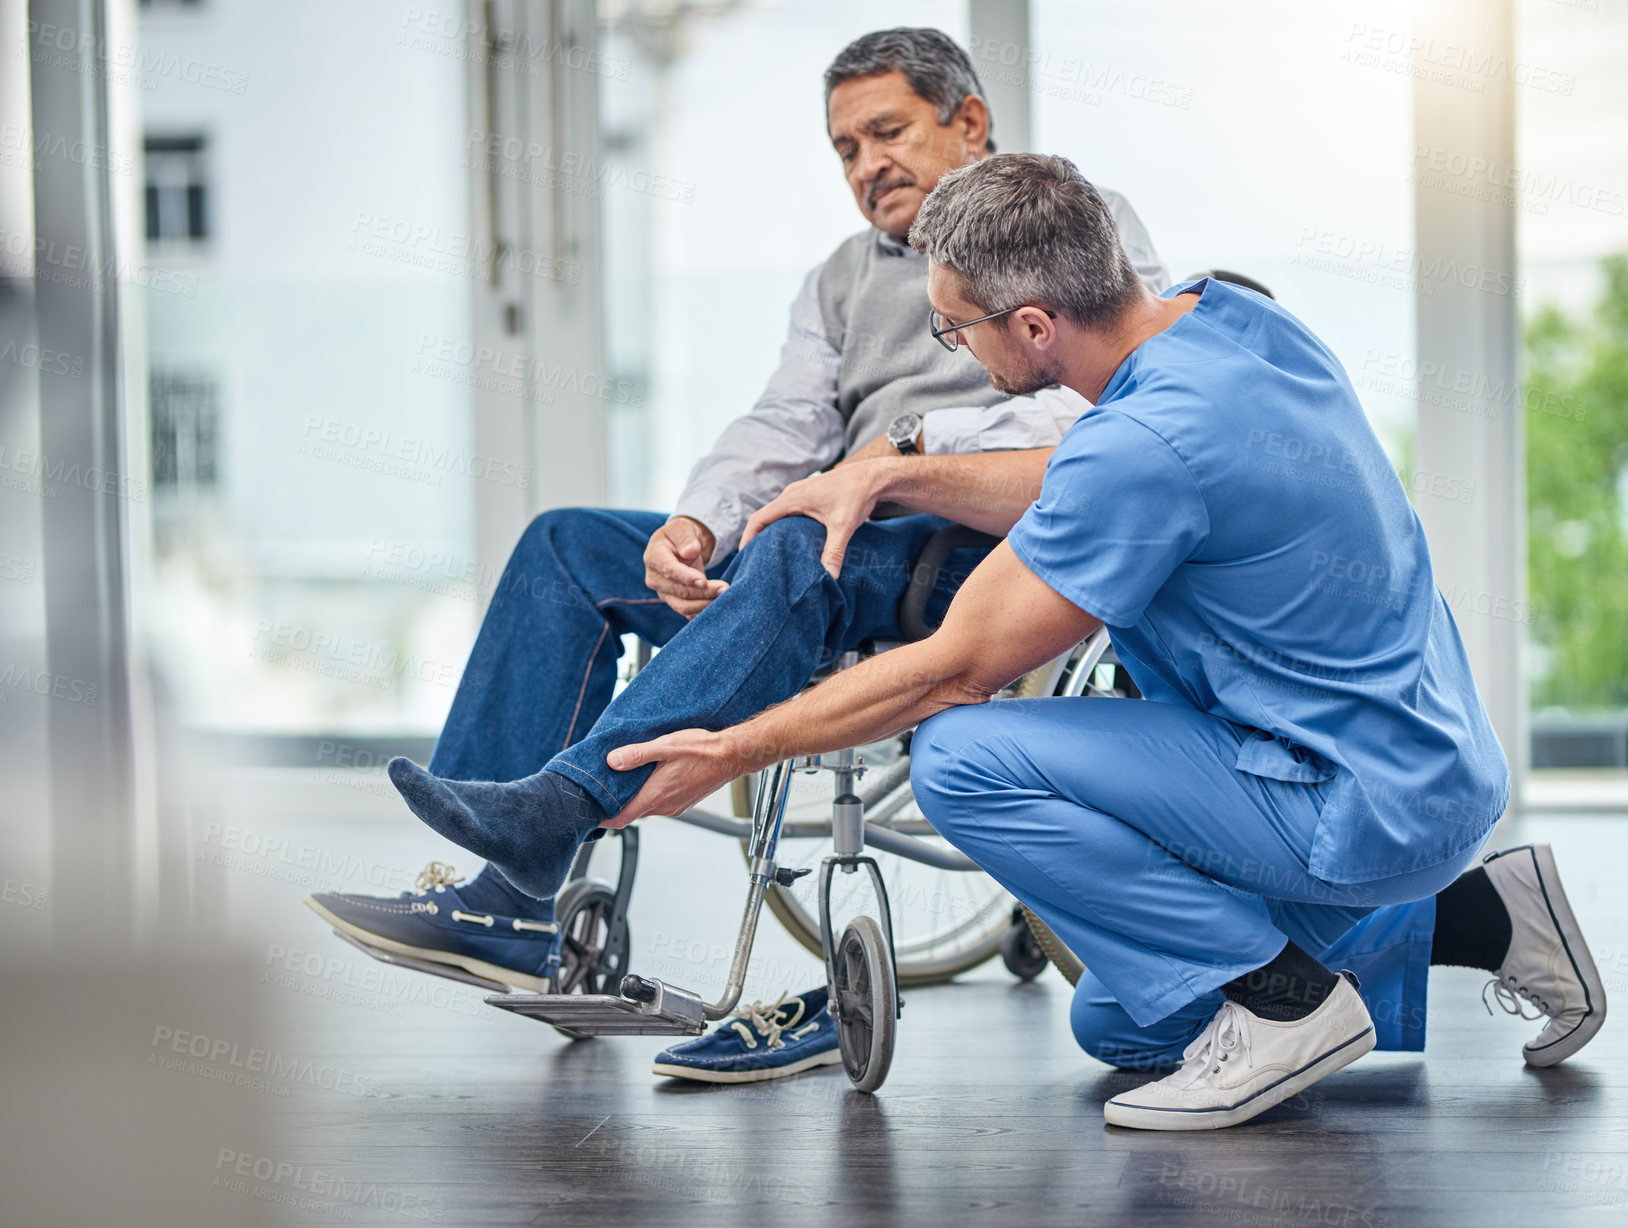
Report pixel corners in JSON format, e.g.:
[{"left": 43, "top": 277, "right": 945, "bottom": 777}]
[{"left": 1012, "top": 305, "right": 1061, "bottom": 353}]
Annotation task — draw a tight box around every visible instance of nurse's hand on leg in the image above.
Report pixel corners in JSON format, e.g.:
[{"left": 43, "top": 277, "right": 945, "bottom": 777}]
[
  {"left": 602, "top": 729, "right": 754, "bottom": 827},
  {"left": 741, "top": 463, "right": 887, "bottom": 579}
]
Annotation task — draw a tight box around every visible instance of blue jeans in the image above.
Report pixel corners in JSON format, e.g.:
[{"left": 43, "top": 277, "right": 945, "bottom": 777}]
[
  {"left": 429, "top": 507, "right": 987, "bottom": 815},
  {"left": 911, "top": 696, "right": 1470, "bottom": 1065}
]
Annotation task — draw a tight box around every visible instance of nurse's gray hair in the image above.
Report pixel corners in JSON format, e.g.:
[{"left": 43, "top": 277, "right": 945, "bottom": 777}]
[
  {"left": 908, "top": 153, "right": 1142, "bottom": 328},
  {"left": 825, "top": 28, "right": 996, "bottom": 153}
]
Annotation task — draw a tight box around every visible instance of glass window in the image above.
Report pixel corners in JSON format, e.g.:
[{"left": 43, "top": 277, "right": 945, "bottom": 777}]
[
  {"left": 596, "top": 0, "right": 968, "bottom": 510},
  {"left": 136, "top": 3, "right": 479, "bottom": 735},
  {"left": 1517, "top": 0, "right": 1628, "bottom": 765},
  {"left": 1030, "top": 0, "right": 1420, "bottom": 462},
  {"left": 149, "top": 370, "right": 220, "bottom": 489},
  {"left": 143, "top": 135, "right": 209, "bottom": 243}
]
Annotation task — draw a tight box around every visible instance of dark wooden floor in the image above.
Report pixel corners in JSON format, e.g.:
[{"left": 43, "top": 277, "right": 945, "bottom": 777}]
[{"left": 58, "top": 771, "right": 1628, "bottom": 1227}]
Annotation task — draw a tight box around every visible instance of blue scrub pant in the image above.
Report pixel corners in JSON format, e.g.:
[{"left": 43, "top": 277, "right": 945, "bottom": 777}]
[{"left": 911, "top": 696, "right": 1476, "bottom": 1067}]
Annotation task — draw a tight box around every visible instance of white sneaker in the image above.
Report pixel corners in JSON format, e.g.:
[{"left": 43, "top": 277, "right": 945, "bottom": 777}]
[
  {"left": 1103, "top": 973, "right": 1375, "bottom": 1131},
  {"left": 1481, "top": 844, "right": 1606, "bottom": 1067}
]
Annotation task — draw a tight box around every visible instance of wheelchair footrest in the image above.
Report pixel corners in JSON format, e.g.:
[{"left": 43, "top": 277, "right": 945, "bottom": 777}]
[
  {"left": 485, "top": 977, "right": 707, "bottom": 1036},
  {"left": 330, "top": 929, "right": 516, "bottom": 995}
]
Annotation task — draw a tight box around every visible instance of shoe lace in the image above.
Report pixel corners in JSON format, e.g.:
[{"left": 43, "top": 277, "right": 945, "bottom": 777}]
[
  {"left": 727, "top": 991, "right": 810, "bottom": 1051},
  {"left": 1482, "top": 976, "right": 1549, "bottom": 1021},
  {"left": 414, "top": 861, "right": 465, "bottom": 893},
  {"left": 1181, "top": 1001, "right": 1254, "bottom": 1089}
]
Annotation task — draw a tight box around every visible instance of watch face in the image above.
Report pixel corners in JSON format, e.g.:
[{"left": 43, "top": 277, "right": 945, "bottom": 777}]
[{"left": 890, "top": 414, "right": 922, "bottom": 448}]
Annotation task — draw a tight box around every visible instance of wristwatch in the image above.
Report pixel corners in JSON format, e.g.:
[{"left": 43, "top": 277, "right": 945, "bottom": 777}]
[{"left": 887, "top": 412, "right": 924, "bottom": 455}]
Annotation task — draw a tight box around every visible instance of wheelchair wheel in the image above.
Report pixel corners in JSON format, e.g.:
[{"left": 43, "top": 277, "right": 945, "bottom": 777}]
[
  {"left": 830, "top": 916, "right": 897, "bottom": 1094},
  {"left": 1000, "top": 907, "right": 1050, "bottom": 981},
  {"left": 735, "top": 762, "right": 1012, "bottom": 988},
  {"left": 1018, "top": 905, "right": 1085, "bottom": 988},
  {"left": 549, "top": 877, "right": 631, "bottom": 1040},
  {"left": 737, "top": 630, "right": 1128, "bottom": 987}
]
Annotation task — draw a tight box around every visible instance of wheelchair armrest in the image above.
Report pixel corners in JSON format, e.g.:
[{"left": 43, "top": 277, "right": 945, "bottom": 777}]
[{"left": 897, "top": 525, "right": 1002, "bottom": 642}]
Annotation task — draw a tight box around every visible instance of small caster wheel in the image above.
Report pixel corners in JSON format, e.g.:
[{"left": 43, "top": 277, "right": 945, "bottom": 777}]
[
  {"left": 550, "top": 877, "right": 631, "bottom": 1040},
  {"left": 830, "top": 916, "right": 896, "bottom": 1093},
  {"left": 1017, "top": 905, "right": 1085, "bottom": 987},
  {"left": 1001, "top": 907, "right": 1050, "bottom": 981}
]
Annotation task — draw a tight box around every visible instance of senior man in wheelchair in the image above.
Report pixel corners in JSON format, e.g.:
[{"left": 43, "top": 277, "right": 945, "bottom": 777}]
[
  {"left": 601, "top": 155, "right": 1606, "bottom": 1127},
  {"left": 306, "top": 28, "right": 1167, "bottom": 1081}
]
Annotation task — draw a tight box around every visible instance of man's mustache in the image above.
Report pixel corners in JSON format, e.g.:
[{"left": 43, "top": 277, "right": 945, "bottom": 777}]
[{"left": 866, "top": 175, "right": 916, "bottom": 210}]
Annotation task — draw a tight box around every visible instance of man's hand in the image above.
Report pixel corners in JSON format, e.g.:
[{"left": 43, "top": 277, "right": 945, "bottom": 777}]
[
  {"left": 601, "top": 728, "right": 757, "bottom": 828},
  {"left": 740, "top": 461, "right": 892, "bottom": 579},
  {"left": 644, "top": 516, "right": 726, "bottom": 618}
]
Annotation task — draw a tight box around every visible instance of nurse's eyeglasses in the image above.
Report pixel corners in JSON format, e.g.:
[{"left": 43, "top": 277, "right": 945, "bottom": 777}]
[{"left": 929, "top": 305, "right": 1057, "bottom": 352}]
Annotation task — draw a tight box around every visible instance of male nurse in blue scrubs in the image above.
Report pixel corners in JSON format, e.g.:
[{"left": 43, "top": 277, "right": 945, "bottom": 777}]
[{"left": 608, "top": 154, "right": 1606, "bottom": 1129}]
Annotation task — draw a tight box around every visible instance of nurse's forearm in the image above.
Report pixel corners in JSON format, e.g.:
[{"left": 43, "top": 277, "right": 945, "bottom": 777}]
[
  {"left": 717, "top": 540, "right": 1095, "bottom": 774},
  {"left": 722, "top": 637, "right": 981, "bottom": 774},
  {"left": 873, "top": 449, "right": 1051, "bottom": 535}
]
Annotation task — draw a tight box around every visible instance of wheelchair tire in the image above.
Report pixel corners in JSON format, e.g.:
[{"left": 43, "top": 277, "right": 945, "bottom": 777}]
[
  {"left": 733, "top": 631, "right": 1127, "bottom": 988},
  {"left": 1000, "top": 908, "right": 1050, "bottom": 981},
  {"left": 732, "top": 777, "right": 1010, "bottom": 988},
  {"left": 830, "top": 916, "right": 897, "bottom": 1094},
  {"left": 549, "top": 877, "right": 631, "bottom": 1040},
  {"left": 1019, "top": 905, "right": 1085, "bottom": 988}
]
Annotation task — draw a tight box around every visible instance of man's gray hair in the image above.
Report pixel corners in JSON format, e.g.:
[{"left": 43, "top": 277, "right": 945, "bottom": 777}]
[
  {"left": 908, "top": 153, "right": 1143, "bottom": 328},
  {"left": 824, "top": 28, "right": 996, "bottom": 153}
]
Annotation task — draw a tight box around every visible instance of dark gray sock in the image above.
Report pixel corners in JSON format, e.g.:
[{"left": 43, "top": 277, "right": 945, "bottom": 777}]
[
  {"left": 1222, "top": 940, "right": 1343, "bottom": 1022},
  {"left": 1429, "top": 866, "right": 1512, "bottom": 971},
  {"left": 387, "top": 760, "right": 606, "bottom": 901}
]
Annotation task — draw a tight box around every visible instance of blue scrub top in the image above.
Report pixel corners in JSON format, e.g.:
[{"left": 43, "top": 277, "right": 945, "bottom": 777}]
[{"left": 1007, "top": 278, "right": 1510, "bottom": 884}]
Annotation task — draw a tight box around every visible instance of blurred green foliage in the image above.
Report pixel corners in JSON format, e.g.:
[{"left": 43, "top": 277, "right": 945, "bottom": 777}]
[{"left": 1524, "top": 255, "right": 1628, "bottom": 710}]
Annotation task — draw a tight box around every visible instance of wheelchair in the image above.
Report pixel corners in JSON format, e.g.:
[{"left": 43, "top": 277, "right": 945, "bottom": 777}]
[
  {"left": 339, "top": 269, "right": 1271, "bottom": 1093},
  {"left": 474, "top": 526, "right": 1138, "bottom": 1093}
]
